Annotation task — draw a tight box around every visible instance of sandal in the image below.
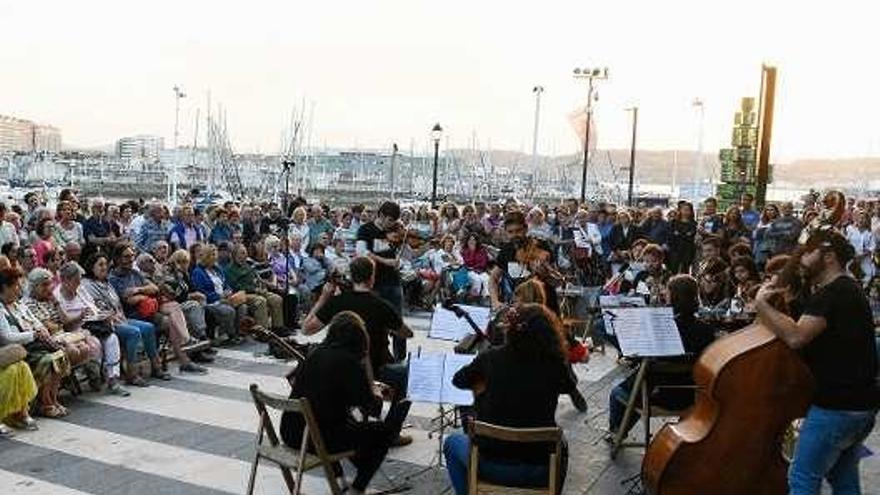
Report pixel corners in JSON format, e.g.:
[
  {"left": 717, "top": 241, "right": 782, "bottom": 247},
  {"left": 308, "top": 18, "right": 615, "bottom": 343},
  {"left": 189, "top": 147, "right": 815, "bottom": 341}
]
[
  {"left": 126, "top": 376, "right": 150, "bottom": 387},
  {"left": 39, "top": 405, "right": 66, "bottom": 419},
  {"left": 6, "top": 415, "right": 38, "bottom": 431},
  {"left": 150, "top": 369, "right": 172, "bottom": 381},
  {"left": 0, "top": 423, "right": 15, "bottom": 438}
]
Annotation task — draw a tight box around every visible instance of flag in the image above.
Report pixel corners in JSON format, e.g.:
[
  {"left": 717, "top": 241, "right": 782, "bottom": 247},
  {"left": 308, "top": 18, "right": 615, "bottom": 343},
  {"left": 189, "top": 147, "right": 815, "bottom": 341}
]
[{"left": 568, "top": 104, "right": 598, "bottom": 152}]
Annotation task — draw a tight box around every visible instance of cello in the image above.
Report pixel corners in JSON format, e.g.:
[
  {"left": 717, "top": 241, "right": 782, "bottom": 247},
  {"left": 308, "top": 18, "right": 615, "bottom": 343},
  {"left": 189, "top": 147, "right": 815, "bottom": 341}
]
[{"left": 643, "top": 191, "right": 848, "bottom": 494}]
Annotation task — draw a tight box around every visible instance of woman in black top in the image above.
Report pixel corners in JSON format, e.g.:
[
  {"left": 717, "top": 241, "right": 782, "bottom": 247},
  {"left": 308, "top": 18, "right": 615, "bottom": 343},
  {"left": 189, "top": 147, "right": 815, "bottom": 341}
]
[
  {"left": 280, "top": 312, "right": 410, "bottom": 494},
  {"left": 444, "top": 303, "right": 575, "bottom": 494},
  {"left": 668, "top": 201, "right": 697, "bottom": 274}
]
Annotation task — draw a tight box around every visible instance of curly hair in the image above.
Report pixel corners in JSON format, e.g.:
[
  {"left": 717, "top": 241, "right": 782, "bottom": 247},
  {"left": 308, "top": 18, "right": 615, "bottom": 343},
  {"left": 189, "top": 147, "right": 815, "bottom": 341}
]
[{"left": 506, "top": 303, "right": 567, "bottom": 363}]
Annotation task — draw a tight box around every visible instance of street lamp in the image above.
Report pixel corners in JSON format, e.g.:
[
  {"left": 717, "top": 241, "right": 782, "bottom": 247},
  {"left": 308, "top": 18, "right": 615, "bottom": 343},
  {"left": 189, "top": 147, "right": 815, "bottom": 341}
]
[
  {"left": 431, "top": 123, "right": 442, "bottom": 209},
  {"left": 573, "top": 66, "right": 609, "bottom": 205},
  {"left": 171, "top": 85, "right": 186, "bottom": 205},
  {"left": 625, "top": 106, "right": 638, "bottom": 207}
]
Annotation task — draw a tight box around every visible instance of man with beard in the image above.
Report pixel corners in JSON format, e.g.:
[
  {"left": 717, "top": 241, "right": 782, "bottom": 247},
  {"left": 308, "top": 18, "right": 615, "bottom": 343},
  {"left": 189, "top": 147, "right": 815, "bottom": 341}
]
[
  {"left": 756, "top": 229, "right": 879, "bottom": 494},
  {"left": 356, "top": 201, "right": 405, "bottom": 360},
  {"left": 489, "top": 211, "right": 551, "bottom": 310}
]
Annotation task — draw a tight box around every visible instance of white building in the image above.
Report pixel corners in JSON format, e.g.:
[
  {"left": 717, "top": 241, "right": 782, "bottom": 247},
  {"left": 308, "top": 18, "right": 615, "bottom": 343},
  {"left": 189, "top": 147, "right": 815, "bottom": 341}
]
[
  {"left": 0, "top": 115, "right": 62, "bottom": 153},
  {"left": 116, "top": 135, "right": 164, "bottom": 163}
]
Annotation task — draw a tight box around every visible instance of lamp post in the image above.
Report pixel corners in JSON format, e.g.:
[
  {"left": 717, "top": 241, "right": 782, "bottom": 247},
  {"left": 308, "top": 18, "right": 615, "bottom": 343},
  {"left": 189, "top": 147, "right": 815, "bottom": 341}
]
[
  {"left": 625, "top": 106, "right": 638, "bottom": 207},
  {"left": 531, "top": 86, "right": 544, "bottom": 198},
  {"left": 573, "top": 67, "right": 608, "bottom": 205},
  {"left": 692, "top": 98, "right": 705, "bottom": 201},
  {"left": 431, "top": 123, "right": 442, "bottom": 209},
  {"left": 171, "top": 85, "right": 186, "bottom": 205}
]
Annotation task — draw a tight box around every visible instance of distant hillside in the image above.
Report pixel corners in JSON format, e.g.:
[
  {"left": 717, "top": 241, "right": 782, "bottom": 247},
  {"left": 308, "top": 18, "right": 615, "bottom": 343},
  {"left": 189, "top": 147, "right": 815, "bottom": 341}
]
[{"left": 450, "top": 149, "right": 880, "bottom": 187}]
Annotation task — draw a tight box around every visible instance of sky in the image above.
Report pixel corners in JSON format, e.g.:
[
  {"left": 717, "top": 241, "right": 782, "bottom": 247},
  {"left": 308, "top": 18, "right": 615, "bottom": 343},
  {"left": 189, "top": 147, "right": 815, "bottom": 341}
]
[{"left": 0, "top": 0, "right": 878, "bottom": 162}]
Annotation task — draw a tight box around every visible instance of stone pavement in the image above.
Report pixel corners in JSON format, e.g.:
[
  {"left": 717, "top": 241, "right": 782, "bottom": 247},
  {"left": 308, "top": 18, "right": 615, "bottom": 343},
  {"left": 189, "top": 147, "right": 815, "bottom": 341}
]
[{"left": 1, "top": 310, "right": 879, "bottom": 494}]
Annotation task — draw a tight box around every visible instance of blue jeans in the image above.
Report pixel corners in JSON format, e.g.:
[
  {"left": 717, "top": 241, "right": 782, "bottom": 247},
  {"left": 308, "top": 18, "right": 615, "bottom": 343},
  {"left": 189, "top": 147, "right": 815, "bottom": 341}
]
[
  {"left": 374, "top": 284, "right": 406, "bottom": 361},
  {"left": 789, "top": 406, "right": 877, "bottom": 495},
  {"left": 115, "top": 319, "right": 158, "bottom": 363},
  {"left": 608, "top": 376, "right": 638, "bottom": 436},
  {"left": 443, "top": 433, "right": 562, "bottom": 495}
]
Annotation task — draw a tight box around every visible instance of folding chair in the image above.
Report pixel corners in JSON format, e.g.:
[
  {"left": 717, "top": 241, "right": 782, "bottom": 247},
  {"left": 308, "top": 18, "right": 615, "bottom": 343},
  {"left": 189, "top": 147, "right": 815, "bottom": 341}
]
[
  {"left": 246, "top": 384, "right": 355, "bottom": 495},
  {"left": 468, "top": 421, "right": 563, "bottom": 495}
]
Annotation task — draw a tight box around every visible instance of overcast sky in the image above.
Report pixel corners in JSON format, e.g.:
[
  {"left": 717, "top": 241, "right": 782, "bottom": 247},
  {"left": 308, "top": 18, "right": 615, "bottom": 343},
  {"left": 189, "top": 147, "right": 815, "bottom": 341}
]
[{"left": 1, "top": 0, "right": 877, "bottom": 162}]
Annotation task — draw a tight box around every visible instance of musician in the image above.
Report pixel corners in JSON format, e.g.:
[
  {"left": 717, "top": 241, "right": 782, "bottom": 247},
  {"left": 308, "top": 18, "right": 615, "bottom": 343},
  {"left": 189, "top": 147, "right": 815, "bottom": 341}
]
[
  {"left": 513, "top": 279, "right": 588, "bottom": 412},
  {"left": 697, "top": 257, "right": 731, "bottom": 313},
  {"left": 756, "top": 229, "right": 879, "bottom": 495},
  {"left": 356, "top": 201, "right": 406, "bottom": 360},
  {"left": 607, "top": 274, "right": 715, "bottom": 441},
  {"left": 281, "top": 312, "right": 411, "bottom": 495},
  {"left": 619, "top": 243, "right": 670, "bottom": 306},
  {"left": 444, "top": 304, "right": 574, "bottom": 494},
  {"left": 488, "top": 211, "right": 555, "bottom": 310},
  {"left": 302, "top": 256, "right": 414, "bottom": 447}
]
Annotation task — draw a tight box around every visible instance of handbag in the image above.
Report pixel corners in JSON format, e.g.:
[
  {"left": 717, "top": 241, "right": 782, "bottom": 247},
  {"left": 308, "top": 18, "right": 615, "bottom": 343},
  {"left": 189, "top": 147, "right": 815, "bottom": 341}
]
[
  {"left": 82, "top": 319, "right": 114, "bottom": 339},
  {"left": 136, "top": 297, "right": 160, "bottom": 319}
]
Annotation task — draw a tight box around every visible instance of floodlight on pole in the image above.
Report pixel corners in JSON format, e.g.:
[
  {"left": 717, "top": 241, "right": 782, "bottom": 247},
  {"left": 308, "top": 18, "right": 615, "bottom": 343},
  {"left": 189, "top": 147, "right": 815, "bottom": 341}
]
[{"left": 573, "top": 66, "right": 609, "bottom": 205}]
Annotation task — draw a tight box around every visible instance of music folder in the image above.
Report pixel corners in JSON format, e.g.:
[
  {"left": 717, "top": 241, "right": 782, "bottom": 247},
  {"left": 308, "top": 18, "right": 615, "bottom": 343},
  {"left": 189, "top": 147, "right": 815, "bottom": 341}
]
[
  {"left": 428, "top": 303, "right": 491, "bottom": 342},
  {"left": 407, "top": 353, "right": 475, "bottom": 406},
  {"left": 603, "top": 306, "right": 684, "bottom": 358}
]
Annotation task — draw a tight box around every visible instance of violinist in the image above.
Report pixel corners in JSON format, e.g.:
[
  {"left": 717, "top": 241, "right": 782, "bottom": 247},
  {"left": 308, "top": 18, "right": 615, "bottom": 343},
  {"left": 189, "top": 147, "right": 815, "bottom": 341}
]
[
  {"left": 619, "top": 243, "right": 670, "bottom": 306},
  {"left": 756, "top": 229, "right": 879, "bottom": 495},
  {"left": 443, "top": 304, "right": 575, "bottom": 494},
  {"left": 607, "top": 274, "right": 715, "bottom": 441},
  {"left": 488, "top": 211, "right": 555, "bottom": 311}
]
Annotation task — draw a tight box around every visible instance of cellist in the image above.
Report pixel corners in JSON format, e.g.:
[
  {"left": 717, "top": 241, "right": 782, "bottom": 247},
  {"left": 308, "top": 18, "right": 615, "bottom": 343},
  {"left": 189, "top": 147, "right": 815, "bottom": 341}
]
[{"left": 755, "top": 228, "right": 879, "bottom": 494}]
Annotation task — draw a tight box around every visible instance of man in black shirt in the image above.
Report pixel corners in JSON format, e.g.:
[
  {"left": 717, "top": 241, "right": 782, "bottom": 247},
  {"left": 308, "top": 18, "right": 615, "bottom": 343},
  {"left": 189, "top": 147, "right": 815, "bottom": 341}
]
[
  {"left": 756, "top": 229, "right": 879, "bottom": 494},
  {"left": 489, "top": 210, "right": 555, "bottom": 310},
  {"left": 302, "top": 256, "right": 413, "bottom": 446},
  {"left": 356, "top": 201, "right": 406, "bottom": 360}
]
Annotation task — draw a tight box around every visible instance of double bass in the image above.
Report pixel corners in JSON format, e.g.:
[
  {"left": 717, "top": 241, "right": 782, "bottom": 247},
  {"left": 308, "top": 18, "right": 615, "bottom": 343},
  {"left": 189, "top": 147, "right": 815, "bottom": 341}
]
[
  {"left": 641, "top": 324, "right": 813, "bottom": 494},
  {"left": 643, "top": 192, "right": 848, "bottom": 494}
]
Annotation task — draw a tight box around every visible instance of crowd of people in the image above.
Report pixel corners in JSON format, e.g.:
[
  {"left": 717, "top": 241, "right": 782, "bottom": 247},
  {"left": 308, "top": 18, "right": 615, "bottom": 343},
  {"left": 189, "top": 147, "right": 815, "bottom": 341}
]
[{"left": 1, "top": 187, "right": 878, "bottom": 494}]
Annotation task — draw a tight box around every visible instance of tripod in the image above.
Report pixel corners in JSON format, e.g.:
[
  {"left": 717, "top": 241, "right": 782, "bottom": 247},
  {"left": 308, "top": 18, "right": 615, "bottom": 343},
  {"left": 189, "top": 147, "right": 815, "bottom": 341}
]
[{"left": 404, "top": 401, "right": 458, "bottom": 493}]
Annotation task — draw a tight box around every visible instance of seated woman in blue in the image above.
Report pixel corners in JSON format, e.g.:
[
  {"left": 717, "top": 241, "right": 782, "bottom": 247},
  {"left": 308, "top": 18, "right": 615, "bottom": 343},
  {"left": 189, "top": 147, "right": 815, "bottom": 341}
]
[
  {"left": 190, "top": 244, "right": 243, "bottom": 345},
  {"left": 444, "top": 303, "right": 575, "bottom": 494}
]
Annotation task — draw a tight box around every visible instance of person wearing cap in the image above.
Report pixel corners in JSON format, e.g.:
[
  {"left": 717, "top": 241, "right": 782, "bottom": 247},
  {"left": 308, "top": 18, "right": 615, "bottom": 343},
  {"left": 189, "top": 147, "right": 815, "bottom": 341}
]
[{"left": 756, "top": 228, "right": 879, "bottom": 494}]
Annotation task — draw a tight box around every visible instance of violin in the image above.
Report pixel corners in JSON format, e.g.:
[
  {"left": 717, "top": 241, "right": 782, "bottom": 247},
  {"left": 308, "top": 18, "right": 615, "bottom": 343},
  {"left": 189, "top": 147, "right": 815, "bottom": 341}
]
[{"left": 515, "top": 236, "right": 565, "bottom": 287}]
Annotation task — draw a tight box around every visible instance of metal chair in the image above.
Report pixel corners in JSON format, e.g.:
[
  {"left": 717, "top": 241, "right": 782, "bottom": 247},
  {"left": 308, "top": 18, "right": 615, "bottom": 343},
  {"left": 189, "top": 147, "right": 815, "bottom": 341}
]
[
  {"left": 468, "top": 421, "right": 563, "bottom": 495},
  {"left": 246, "top": 384, "right": 355, "bottom": 495}
]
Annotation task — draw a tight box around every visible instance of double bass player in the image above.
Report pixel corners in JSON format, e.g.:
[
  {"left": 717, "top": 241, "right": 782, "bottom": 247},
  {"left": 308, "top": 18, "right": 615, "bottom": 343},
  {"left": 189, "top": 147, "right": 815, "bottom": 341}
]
[{"left": 756, "top": 228, "right": 879, "bottom": 494}]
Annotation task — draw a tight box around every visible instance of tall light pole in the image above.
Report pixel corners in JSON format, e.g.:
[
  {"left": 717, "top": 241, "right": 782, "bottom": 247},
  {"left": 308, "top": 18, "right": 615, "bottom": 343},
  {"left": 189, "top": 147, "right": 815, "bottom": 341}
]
[
  {"left": 431, "top": 123, "right": 442, "bottom": 209},
  {"left": 171, "top": 85, "right": 186, "bottom": 205},
  {"left": 531, "top": 86, "right": 544, "bottom": 198},
  {"left": 573, "top": 67, "right": 609, "bottom": 205},
  {"left": 692, "top": 98, "right": 705, "bottom": 201},
  {"left": 625, "top": 106, "right": 638, "bottom": 207}
]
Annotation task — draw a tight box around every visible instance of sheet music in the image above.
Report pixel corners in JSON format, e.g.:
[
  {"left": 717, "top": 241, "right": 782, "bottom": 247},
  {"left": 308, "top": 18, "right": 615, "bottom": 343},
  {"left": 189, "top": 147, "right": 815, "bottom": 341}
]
[
  {"left": 407, "top": 353, "right": 476, "bottom": 406},
  {"left": 441, "top": 353, "right": 476, "bottom": 406},
  {"left": 599, "top": 295, "right": 647, "bottom": 308},
  {"left": 429, "top": 304, "right": 491, "bottom": 341},
  {"left": 605, "top": 307, "right": 685, "bottom": 357},
  {"left": 407, "top": 354, "right": 444, "bottom": 403}
]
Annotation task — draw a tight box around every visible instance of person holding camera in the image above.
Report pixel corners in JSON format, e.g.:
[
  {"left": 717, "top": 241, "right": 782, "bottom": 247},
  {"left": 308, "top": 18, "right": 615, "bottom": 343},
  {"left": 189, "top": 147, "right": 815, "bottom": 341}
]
[{"left": 302, "top": 256, "right": 414, "bottom": 447}]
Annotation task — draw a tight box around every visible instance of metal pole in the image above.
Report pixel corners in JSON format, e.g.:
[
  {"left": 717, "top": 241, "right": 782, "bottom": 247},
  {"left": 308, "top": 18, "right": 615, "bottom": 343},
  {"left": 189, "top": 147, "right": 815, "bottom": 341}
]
[
  {"left": 390, "top": 143, "right": 398, "bottom": 198},
  {"left": 531, "top": 86, "right": 543, "bottom": 198},
  {"left": 580, "top": 77, "right": 594, "bottom": 205},
  {"left": 431, "top": 139, "right": 440, "bottom": 208},
  {"left": 627, "top": 107, "right": 638, "bottom": 207}
]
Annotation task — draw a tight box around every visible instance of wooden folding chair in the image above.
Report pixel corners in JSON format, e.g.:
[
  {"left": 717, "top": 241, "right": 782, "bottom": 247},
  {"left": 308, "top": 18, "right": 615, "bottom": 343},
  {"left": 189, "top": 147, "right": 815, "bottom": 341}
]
[
  {"left": 468, "top": 421, "right": 563, "bottom": 495},
  {"left": 246, "top": 384, "right": 355, "bottom": 495}
]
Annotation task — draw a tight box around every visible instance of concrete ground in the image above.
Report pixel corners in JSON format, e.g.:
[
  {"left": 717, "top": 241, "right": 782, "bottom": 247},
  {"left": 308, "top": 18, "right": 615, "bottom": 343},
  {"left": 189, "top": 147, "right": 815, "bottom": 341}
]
[{"left": 1, "top": 310, "right": 878, "bottom": 494}]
